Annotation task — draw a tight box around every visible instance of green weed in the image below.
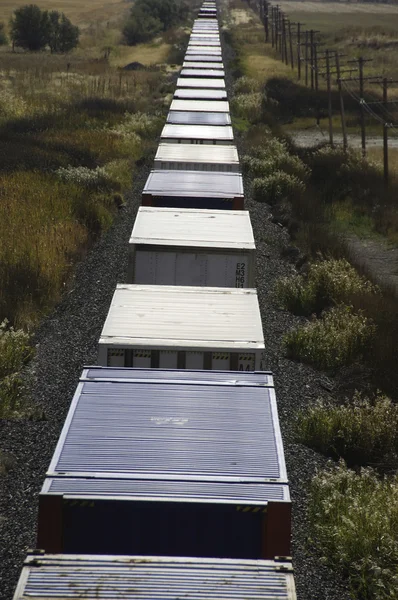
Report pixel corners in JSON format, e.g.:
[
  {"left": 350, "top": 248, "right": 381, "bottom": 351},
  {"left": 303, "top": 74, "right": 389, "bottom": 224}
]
[
  {"left": 298, "top": 392, "right": 398, "bottom": 468},
  {"left": 309, "top": 462, "right": 398, "bottom": 600},
  {"left": 284, "top": 305, "right": 375, "bottom": 371}
]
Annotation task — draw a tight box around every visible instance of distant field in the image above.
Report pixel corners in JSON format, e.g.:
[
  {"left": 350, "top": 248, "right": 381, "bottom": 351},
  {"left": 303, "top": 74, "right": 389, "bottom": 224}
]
[{"left": 0, "top": 0, "right": 129, "bottom": 29}]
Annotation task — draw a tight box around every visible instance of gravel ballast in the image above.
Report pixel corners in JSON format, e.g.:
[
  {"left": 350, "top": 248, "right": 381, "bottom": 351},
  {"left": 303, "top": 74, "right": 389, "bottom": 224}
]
[{"left": 0, "top": 32, "right": 350, "bottom": 600}]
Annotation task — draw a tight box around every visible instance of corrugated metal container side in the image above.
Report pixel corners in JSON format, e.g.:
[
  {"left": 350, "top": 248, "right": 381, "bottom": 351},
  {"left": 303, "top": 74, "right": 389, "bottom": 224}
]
[
  {"left": 37, "top": 367, "right": 290, "bottom": 558},
  {"left": 128, "top": 207, "right": 255, "bottom": 286},
  {"left": 96, "top": 284, "right": 263, "bottom": 368},
  {"left": 154, "top": 142, "right": 239, "bottom": 172},
  {"left": 173, "top": 89, "right": 227, "bottom": 100},
  {"left": 142, "top": 169, "right": 244, "bottom": 210},
  {"left": 180, "top": 68, "right": 225, "bottom": 78},
  {"left": 169, "top": 99, "right": 230, "bottom": 112},
  {"left": 160, "top": 123, "right": 233, "bottom": 144},
  {"left": 14, "top": 555, "right": 296, "bottom": 600},
  {"left": 166, "top": 111, "right": 231, "bottom": 126}
]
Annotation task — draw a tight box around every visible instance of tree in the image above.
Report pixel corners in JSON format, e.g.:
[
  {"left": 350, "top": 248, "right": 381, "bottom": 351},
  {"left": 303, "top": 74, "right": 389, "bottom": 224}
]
[
  {"left": 10, "top": 5, "right": 79, "bottom": 52},
  {"left": 123, "top": 9, "right": 162, "bottom": 45},
  {"left": 0, "top": 22, "right": 8, "bottom": 46},
  {"left": 48, "top": 11, "right": 79, "bottom": 53},
  {"left": 10, "top": 4, "right": 50, "bottom": 51}
]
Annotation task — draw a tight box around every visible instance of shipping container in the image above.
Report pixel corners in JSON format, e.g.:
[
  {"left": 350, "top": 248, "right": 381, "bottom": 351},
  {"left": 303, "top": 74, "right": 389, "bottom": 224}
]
[
  {"left": 37, "top": 367, "right": 290, "bottom": 558},
  {"left": 187, "top": 46, "right": 222, "bottom": 54},
  {"left": 170, "top": 99, "right": 229, "bottom": 112},
  {"left": 176, "top": 78, "right": 225, "bottom": 89},
  {"left": 96, "top": 285, "right": 263, "bottom": 368},
  {"left": 14, "top": 555, "right": 296, "bottom": 600},
  {"left": 182, "top": 54, "right": 223, "bottom": 63},
  {"left": 154, "top": 142, "right": 239, "bottom": 171},
  {"left": 142, "top": 169, "right": 243, "bottom": 209},
  {"left": 174, "top": 88, "right": 227, "bottom": 100},
  {"left": 166, "top": 111, "right": 231, "bottom": 126},
  {"left": 182, "top": 61, "right": 224, "bottom": 69},
  {"left": 160, "top": 123, "right": 233, "bottom": 144},
  {"left": 128, "top": 207, "right": 255, "bottom": 286},
  {"left": 188, "top": 39, "right": 220, "bottom": 46},
  {"left": 190, "top": 33, "right": 220, "bottom": 38},
  {"left": 180, "top": 68, "right": 225, "bottom": 77}
]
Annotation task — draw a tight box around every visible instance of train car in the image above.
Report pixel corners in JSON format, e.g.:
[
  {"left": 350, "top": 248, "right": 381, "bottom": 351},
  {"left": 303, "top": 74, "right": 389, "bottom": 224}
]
[
  {"left": 176, "top": 78, "right": 225, "bottom": 89},
  {"left": 154, "top": 142, "right": 239, "bottom": 171},
  {"left": 169, "top": 99, "right": 230, "bottom": 112},
  {"left": 13, "top": 554, "right": 296, "bottom": 600},
  {"left": 141, "top": 169, "right": 242, "bottom": 209},
  {"left": 37, "top": 367, "right": 290, "bottom": 558},
  {"left": 160, "top": 124, "right": 233, "bottom": 144},
  {"left": 166, "top": 112, "right": 231, "bottom": 126},
  {"left": 128, "top": 207, "right": 255, "bottom": 286},
  {"left": 97, "top": 285, "right": 262, "bottom": 368},
  {"left": 186, "top": 47, "right": 222, "bottom": 55},
  {"left": 182, "top": 55, "right": 223, "bottom": 64}
]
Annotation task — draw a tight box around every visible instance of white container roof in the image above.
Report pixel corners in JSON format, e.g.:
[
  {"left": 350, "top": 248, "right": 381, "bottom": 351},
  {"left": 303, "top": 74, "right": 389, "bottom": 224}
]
[
  {"left": 166, "top": 111, "right": 231, "bottom": 126},
  {"left": 187, "top": 46, "right": 222, "bottom": 53},
  {"left": 184, "top": 54, "right": 223, "bottom": 62},
  {"left": 177, "top": 77, "right": 225, "bottom": 89},
  {"left": 180, "top": 68, "right": 225, "bottom": 77},
  {"left": 182, "top": 61, "right": 224, "bottom": 69},
  {"left": 155, "top": 142, "right": 238, "bottom": 165},
  {"left": 170, "top": 99, "right": 229, "bottom": 112},
  {"left": 143, "top": 169, "right": 243, "bottom": 197},
  {"left": 161, "top": 123, "right": 233, "bottom": 140},
  {"left": 189, "top": 39, "right": 220, "bottom": 45},
  {"left": 174, "top": 88, "right": 227, "bottom": 99},
  {"left": 14, "top": 555, "right": 297, "bottom": 600},
  {"left": 100, "top": 285, "right": 264, "bottom": 351},
  {"left": 131, "top": 207, "right": 254, "bottom": 250}
]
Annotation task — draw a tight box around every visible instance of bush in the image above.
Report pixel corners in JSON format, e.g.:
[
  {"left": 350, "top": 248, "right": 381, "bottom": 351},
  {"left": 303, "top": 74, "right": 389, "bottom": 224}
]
[
  {"left": 233, "top": 76, "right": 262, "bottom": 95},
  {"left": 252, "top": 172, "right": 306, "bottom": 205},
  {"left": 0, "top": 319, "right": 32, "bottom": 379},
  {"left": 123, "top": 0, "right": 189, "bottom": 45},
  {"left": 55, "top": 165, "right": 112, "bottom": 191},
  {"left": 309, "top": 462, "right": 398, "bottom": 600},
  {"left": 275, "top": 258, "right": 378, "bottom": 316},
  {"left": 284, "top": 305, "right": 375, "bottom": 371},
  {"left": 298, "top": 392, "right": 398, "bottom": 468},
  {"left": 0, "top": 22, "right": 8, "bottom": 46},
  {"left": 10, "top": 5, "right": 79, "bottom": 52},
  {"left": 243, "top": 140, "right": 310, "bottom": 181},
  {"left": 231, "top": 93, "right": 263, "bottom": 122}
]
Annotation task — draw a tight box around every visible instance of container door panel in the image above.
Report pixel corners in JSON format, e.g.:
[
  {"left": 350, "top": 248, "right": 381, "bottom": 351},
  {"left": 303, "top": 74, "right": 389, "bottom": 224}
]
[
  {"left": 133, "top": 350, "right": 151, "bottom": 368},
  {"left": 186, "top": 351, "right": 204, "bottom": 370},
  {"left": 238, "top": 353, "right": 255, "bottom": 371},
  {"left": 175, "top": 253, "right": 207, "bottom": 286},
  {"left": 212, "top": 352, "right": 230, "bottom": 370},
  {"left": 205, "top": 255, "right": 249, "bottom": 288},
  {"left": 159, "top": 350, "right": 178, "bottom": 369},
  {"left": 107, "top": 349, "right": 125, "bottom": 367}
]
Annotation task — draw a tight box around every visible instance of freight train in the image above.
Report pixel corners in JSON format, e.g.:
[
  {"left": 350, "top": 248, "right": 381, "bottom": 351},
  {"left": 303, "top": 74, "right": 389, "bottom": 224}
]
[{"left": 12, "top": 3, "right": 296, "bottom": 599}]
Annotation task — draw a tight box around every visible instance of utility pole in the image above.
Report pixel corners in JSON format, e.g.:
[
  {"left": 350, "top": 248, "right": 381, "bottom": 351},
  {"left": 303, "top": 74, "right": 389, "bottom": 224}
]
[
  {"left": 335, "top": 52, "right": 348, "bottom": 152},
  {"left": 347, "top": 57, "right": 372, "bottom": 158},
  {"left": 283, "top": 18, "right": 289, "bottom": 65},
  {"left": 288, "top": 20, "right": 294, "bottom": 68},
  {"left": 264, "top": 0, "right": 269, "bottom": 42},
  {"left": 310, "top": 30, "right": 314, "bottom": 89},
  {"left": 270, "top": 6, "right": 275, "bottom": 47}
]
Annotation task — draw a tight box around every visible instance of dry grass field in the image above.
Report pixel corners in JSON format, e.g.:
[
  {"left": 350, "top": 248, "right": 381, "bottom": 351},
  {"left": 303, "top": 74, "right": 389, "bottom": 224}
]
[{"left": 0, "top": 0, "right": 129, "bottom": 29}]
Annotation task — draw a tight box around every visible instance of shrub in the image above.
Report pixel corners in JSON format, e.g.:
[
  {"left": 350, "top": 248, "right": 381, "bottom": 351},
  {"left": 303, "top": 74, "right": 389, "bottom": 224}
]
[
  {"left": 0, "top": 22, "right": 8, "bottom": 46},
  {"left": 0, "top": 319, "right": 33, "bottom": 379},
  {"left": 111, "top": 112, "right": 163, "bottom": 139},
  {"left": 309, "top": 462, "right": 398, "bottom": 600},
  {"left": 231, "top": 93, "right": 262, "bottom": 122},
  {"left": 252, "top": 172, "right": 305, "bottom": 205},
  {"left": 243, "top": 141, "right": 310, "bottom": 181},
  {"left": 284, "top": 305, "right": 375, "bottom": 371},
  {"left": 55, "top": 165, "right": 111, "bottom": 190},
  {"left": 297, "top": 392, "right": 398, "bottom": 468},
  {"left": 275, "top": 258, "right": 378, "bottom": 316},
  {"left": 10, "top": 5, "right": 79, "bottom": 52},
  {"left": 233, "top": 76, "right": 262, "bottom": 95}
]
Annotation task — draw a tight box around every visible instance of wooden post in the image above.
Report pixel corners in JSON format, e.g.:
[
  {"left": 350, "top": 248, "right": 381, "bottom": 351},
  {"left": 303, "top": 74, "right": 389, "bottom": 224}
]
[
  {"left": 288, "top": 21, "right": 294, "bottom": 69},
  {"left": 310, "top": 30, "right": 314, "bottom": 90},
  {"left": 271, "top": 6, "right": 275, "bottom": 47},
  {"left": 297, "top": 23, "right": 301, "bottom": 80},
  {"left": 264, "top": 0, "right": 269, "bottom": 42},
  {"left": 358, "top": 56, "right": 366, "bottom": 158},
  {"left": 383, "top": 77, "right": 389, "bottom": 187},
  {"left": 326, "top": 49, "right": 334, "bottom": 147},
  {"left": 284, "top": 19, "right": 289, "bottom": 66},
  {"left": 305, "top": 31, "right": 309, "bottom": 87},
  {"left": 336, "top": 52, "right": 348, "bottom": 151}
]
